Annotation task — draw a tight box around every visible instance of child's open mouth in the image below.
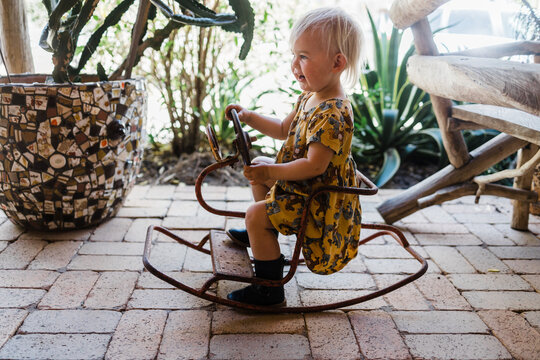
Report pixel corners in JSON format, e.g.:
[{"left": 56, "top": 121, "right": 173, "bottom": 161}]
[{"left": 298, "top": 75, "right": 306, "bottom": 82}]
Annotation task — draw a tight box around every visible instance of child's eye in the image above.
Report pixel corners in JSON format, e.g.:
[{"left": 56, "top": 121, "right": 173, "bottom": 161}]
[{"left": 300, "top": 55, "right": 307, "bottom": 60}]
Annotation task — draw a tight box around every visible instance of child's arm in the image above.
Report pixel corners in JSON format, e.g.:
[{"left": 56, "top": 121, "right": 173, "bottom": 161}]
[
  {"left": 244, "top": 142, "right": 334, "bottom": 185},
  {"left": 225, "top": 104, "right": 296, "bottom": 140}
]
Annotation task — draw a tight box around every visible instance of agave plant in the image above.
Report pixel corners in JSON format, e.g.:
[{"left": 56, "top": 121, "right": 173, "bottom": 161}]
[
  {"left": 351, "top": 9, "right": 443, "bottom": 187},
  {"left": 39, "top": 0, "right": 254, "bottom": 83}
]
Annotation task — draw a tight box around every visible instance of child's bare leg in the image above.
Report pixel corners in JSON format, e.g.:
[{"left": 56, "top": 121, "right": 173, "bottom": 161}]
[{"left": 246, "top": 201, "right": 280, "bottom": 260}]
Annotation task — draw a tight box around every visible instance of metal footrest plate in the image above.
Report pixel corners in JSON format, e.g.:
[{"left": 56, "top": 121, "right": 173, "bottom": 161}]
[{"left": 210, "top": 230, "right": 254, "bottom": 278}]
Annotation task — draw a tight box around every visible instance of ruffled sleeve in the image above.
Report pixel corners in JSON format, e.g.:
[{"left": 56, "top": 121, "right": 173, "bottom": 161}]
[{"left": 306, "top": 104, "right": 346, "bottom": 154}]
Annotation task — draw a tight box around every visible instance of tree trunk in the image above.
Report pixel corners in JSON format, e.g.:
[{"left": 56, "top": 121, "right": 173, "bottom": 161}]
[{"left": 0, "top": 0, "right": 34, "bottom": 74}]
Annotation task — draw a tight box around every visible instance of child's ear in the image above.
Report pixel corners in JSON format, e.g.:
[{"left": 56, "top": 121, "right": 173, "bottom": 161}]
[{"left": 333, "top": 53, "right": 347, "bottom": 72}]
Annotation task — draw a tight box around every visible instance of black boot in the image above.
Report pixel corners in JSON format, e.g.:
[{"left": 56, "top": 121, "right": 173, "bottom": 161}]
[
  {"left": 226, "top": 228, "right": 279, "bottom": 248},
  {"left": 227, "top": 254, "right": 286, "bottom": 306}
]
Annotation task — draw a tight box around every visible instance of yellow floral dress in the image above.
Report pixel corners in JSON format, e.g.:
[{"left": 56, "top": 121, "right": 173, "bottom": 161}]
[{"left": 266, "top": 92, "right": 362, "bottom": 275}]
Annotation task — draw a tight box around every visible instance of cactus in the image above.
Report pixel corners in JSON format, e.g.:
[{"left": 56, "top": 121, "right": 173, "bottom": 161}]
[{"left": 40, "top": 0, "right": 254, "bottom": 83}]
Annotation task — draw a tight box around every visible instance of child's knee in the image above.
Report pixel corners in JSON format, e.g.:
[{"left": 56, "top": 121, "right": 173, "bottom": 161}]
[{"left": 246, "top": 202, "right": 266, "bottom": 227}]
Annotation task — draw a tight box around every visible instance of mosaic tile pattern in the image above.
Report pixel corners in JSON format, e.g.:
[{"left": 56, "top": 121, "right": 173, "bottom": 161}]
[{"left": 0, "top": 77, "right": 146, "bottom": 230}]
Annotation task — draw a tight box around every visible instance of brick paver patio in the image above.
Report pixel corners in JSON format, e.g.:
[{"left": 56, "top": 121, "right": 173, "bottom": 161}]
[{"left": 0, "top": 184, "right": 539, "bottom": 359}]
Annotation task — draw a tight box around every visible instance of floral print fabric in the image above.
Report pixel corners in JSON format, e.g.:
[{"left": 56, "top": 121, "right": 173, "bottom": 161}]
[{"left": 266, "top": 92, "right": 362, "bottom": 274}]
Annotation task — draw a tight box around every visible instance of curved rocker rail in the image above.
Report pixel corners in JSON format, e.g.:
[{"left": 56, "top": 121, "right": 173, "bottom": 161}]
[{"left": 143, "top": 223, "right": 428, "bottom": 313}]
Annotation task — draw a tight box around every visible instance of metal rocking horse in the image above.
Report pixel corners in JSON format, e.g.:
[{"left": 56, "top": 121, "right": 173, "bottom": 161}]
[{"left": 143, "top": 109, "right": 428, "bottom": 313}]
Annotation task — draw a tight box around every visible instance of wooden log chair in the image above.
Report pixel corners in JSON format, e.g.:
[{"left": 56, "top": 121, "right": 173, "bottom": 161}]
[{"left": 377, "top": 0, "right": 540, "bottom": 230}]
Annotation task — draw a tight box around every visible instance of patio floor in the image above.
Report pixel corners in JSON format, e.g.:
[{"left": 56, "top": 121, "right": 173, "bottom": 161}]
[{"left": 0, "top": 184, "right": 539, "bottom": 360}]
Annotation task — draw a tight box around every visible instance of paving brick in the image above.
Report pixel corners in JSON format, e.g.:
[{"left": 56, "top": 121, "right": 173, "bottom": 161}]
[
  {"left": 479, "top": 310, "right": 540, "bottom": 360},
  {"left": 127, "top": 185, "right": 149, "bottom": 199},
  {"left": 0, "top": 309, "right": 27, "bottom": 347},
  {"left": 296, "top": 272, "right": 375, "bottom": 290},
  {"left": 90, "top": 218, "right": 133, "bottom": 241},
  {"left": 67, "top": 255, "right": 142, "bottom": 271},
  {"left": 0, "top": 288, "right": 46, "bottom": 307},
  {"left": 494, "top": 224, "right": 540, "bottom": 245},
  {"left": 414, "top": 233, "right": 482, "bottom": 246},
  {"left": 183, "top": 247, "right": 213, "bottom": 272},
  {"left": 0, "top": 221, "right": 24, "bottom": 241},
  {"left": 404, "top": 334, "right": 511, "bottom": 360},
  {"left": 123, "top": 199, "right": 171, "bottom": 208},
  {"left": 299, "top": 290, "right": 387, "bottom": 310},
  {"left": 457, "top": 246, "right": 510, "bottom": 273},
  {"left": 19, "top": 310, "right": 121, "bottom": 333},
  {"left": 167, "top": 201, "right": 198, "bottom": 217},
  {"left": 0, "top": 239, "right": 47, "bottom": 269},
  {"left": 374, "top": 275, "right": 431, "bottom": 310},
  {"left": 137, "top": 271, "right": 213, "bottom": 289},
  {"left": 116, "top": 206, "right": 169, "bottom": 218},
  {"left": 404, "top": 223, "right": 469, "bottom": 234},
  {"left": 147, "top": 243, "right": 187, "bottom": 272},
  {"left": 162, "top": 215, "right": 226, "bottom": 230},
  {"left": 463, "top": 223, "right": 514, "bottom": 245},
  {"left": 339, "top": 255, "right": 367, "bottom": 272},
  {"left": 420, "top": 206, "right": 457, "bottom": 223},
  {"left": 364, "top": 258, "right": 433, "bottom": 274},
  {"left": 424, "top": 246, "right": 476, "bottom": 274},
  {"left": 522, "top": 275, "right": 540, "bottom": 291},
  {"left": 28, "top": 241, "right": 82, "bottom": 270},
  {"left": 0, "top": 334, "right": 111, "bottom": 360},
  {"left": 398, "top": 211, "right": 429, "bottom": 224},
  {"left": 442, "top": 202, "right": 497, "bottom": 213},
  {"left": 349, "top": 310, "right": 411, "bottom": 360},
  {"left": 489, "top": 246, "right": 540, "bottom": 259},
  {"left": 503, "top": 259, "right": 540, "bottom": 274},
  {"left": 448, "top": 274, "right": 532, "bottom": 291},
  {"left": 305, "top": 311, "right": 360, "bottom": 360},
  {"left": 79, "top": 242, "right": 143, "bottom": 256},
  {"left": 0, "top": 270, "right": 59, "bottom": 288},
  {"left": 124, "top": 218, "right": 162, "bottom": 242},
  {"left": 212, "top": 310, "right": 304, "bottom": 334},
  {"left": 226, "top": 201, "right": 250, "bottom": 212},
  {"left": 415, "top": 274, "right": 472, "bottom": 310},
  {"left": 363, "top": 211, "right": 385, "bottom": 223},
  {"left": 392, "top": 311, "right": 488, "bottom": 333},
  {"left": 209, "top": 334, "right": 310, "bottom": 360},
  {"left": 225, "top": 186, "right": 253, "bottom": 201},
  {"left": 146, "top": 185, "right": 176, "bottom": 199},
  {"left": 359, "top": 244, "right": 423, "bottom": 258},
  {"left": 38, "top": 271, "right": 99, "bottom": 309},
  {"left": 19, "top": 228, "right": 93, "bottom": 241},
  {"left": 453, "top": 212, "right": 510, "bottom": 224},
  {"left": 524, "top": 311, "right": 540, "bottom": 329},
  {"left": 463, "top": 291, "right": 540, "bottom": 310},
  {"left": 0, "top": 241, "right": 7, "bottom": 252},
  {"left": 84, "top": 272, "right": 138, "bottom": 310},
  {"left": 155, "top": 229, "right": 208, "bottom": 244},
  {"left": 158, "top": 310, "right": 211, "bottom": 360},
  {"left": 128, "top": 289, "right": 211, "bottom": 309},
  {"left": 106, "top": 310, "right": 167, "bottom": 360}
]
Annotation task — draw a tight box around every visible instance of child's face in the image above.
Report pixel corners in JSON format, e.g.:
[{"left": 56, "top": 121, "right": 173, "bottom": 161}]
[{"left": 291, "top": 30, "right": 338, "bottom": 94}]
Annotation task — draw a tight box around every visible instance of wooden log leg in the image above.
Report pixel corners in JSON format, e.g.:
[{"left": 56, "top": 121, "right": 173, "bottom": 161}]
[
  {"left": 511, "top": 144, "right": 539, "bottom": 230},
  {"left": 377, "top": 134, "right": 527, "bottom": 224}
]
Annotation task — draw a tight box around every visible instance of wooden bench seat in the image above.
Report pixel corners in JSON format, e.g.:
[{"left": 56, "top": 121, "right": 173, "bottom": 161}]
[
  {"left": 407, "top": 55, "right": 540, "bottom": 116},
  {"left": 450, "top": 104, "right": 540, "bottom": 146}
]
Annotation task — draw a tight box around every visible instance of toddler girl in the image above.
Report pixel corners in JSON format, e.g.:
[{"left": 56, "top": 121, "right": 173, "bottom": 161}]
[{"left": 225, "top": 7, "right": 363, "bottom": 306}]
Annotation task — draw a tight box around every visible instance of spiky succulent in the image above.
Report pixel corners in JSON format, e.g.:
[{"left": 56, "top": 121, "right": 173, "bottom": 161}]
[{"left": 40, "top": 0, "right": 254, "bottom": 83}]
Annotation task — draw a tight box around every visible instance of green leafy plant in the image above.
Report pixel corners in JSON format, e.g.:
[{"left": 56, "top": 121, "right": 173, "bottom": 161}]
[
  {"left": 351, "top": 9, "right": 442, "bottom": 187},
  {"left": 39, "top": 0, "right": 254, "bottom": 82}
]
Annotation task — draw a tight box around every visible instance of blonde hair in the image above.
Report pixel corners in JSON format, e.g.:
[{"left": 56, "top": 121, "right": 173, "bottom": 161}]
[{"left": 290, "top": 7, "right": 364, "bottom": 88}]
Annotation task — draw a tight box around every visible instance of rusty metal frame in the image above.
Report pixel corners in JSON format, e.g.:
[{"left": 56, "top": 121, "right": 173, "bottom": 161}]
[{"left": 143, "top": 157, "right": 428, "bottom": 313}]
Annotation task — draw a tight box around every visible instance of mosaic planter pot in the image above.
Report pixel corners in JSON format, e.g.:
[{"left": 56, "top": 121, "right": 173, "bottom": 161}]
[{"left": 0, "top": 75, "right": 146, "bottom": 230}]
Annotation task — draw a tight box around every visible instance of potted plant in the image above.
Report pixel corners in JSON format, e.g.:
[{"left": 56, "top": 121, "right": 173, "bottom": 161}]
[{"left": 0, "top": 0, "right": 254, "bottom": 230}]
